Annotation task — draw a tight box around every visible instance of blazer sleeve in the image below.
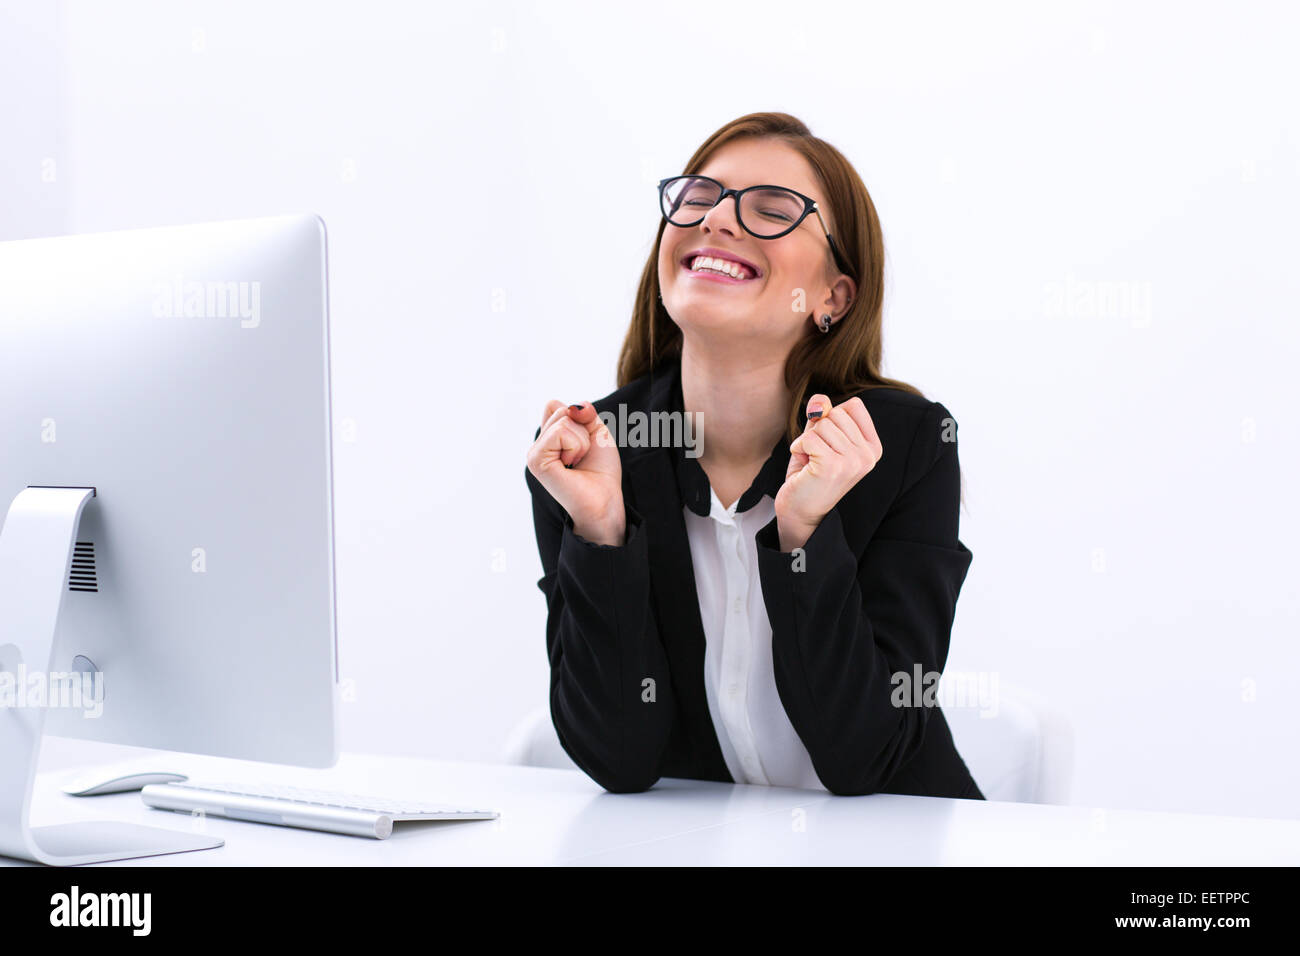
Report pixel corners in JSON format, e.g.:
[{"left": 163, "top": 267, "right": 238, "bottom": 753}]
[
  {"left": 753, "top": 400, "right": 973, "bottom": 796},
  {"left": 523, "top": 430, "right": 675, "bottom": 793}
]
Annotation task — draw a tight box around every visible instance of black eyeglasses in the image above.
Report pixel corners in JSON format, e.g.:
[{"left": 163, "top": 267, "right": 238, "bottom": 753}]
[{"left": 658, "top": 174, "right": 854, "bottom": 277}]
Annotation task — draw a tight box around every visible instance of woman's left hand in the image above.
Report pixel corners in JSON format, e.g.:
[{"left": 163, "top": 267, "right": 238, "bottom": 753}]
[{"left": 774, "top": 393, "right": 883, "bottom": 551}]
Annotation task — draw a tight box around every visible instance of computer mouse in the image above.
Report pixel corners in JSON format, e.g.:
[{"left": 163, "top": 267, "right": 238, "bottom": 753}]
[{"left": 62, "top": 771, "right": 189, "bottom": 796}]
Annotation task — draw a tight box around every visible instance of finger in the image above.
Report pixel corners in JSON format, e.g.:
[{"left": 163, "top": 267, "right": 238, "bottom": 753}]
[
  {"left": 826, "top": 402, "right": 868, "bottom": 450},
  {"left": 809, "top": 416, "right": 854, "bottom": 456},
  {"left": 839, "top": 396, "right": 881, "bottom": 452},
  {"left": 786, "top": 446, "right": 808, "bottom": 479},
  {"left": 552, "top": 416, "right": 591, "bottom": 467},
  {"left": 534, "top": 401, "right": 570, "bottom": 442},
  {"left": 566, "top": 400, "right": 606, "bottom": 439},
  {"left": 540, "top": 399, "right": 568, "bottom": 432},
  {"left": 804, "top": 393, "right": 831, "bottom": 431},
  {"left": 568, "top": 400, "right": 619, "bottom": 451},
  {"left": 566, "top": 400, "right": 597, "bottom": 426},
  {"left": 793, "top": 424, "right": 833, "bottom": 462}
]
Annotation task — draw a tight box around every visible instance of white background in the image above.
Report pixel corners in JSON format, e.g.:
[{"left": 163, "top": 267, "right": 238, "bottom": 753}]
[{"left": 2, "top": 0, "right": 1297, "bottom": 820}]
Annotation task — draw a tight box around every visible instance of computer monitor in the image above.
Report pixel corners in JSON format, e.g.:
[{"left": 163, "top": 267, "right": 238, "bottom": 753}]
[{"left": 0, "top": 214, "right": 339, "bottom": 864}]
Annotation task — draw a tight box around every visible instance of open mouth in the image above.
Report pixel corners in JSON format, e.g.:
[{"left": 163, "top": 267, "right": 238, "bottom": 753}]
[{"left": 680, "top": 253, "right": 760, "bottom": 281}]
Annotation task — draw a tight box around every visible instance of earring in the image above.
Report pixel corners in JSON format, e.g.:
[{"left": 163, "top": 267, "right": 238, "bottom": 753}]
[{"left": 818, "top": 313, "right": 832, "bottom": 333}]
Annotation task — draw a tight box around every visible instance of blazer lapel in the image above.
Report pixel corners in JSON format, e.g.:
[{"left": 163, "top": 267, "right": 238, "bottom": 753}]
[{"left": 624, "top": 446, "right": 731, "bottom": 780}]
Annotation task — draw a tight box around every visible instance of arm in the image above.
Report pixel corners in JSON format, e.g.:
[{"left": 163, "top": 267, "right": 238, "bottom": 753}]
[
  {"left": 754, "top": 401, "right": 973, "bottom": 796},
  {"left": 524, "top": 445, "right": 674, "bottom": 793}
]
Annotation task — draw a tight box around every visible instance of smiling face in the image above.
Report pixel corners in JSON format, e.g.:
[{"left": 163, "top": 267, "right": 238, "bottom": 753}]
[{"left": 657, "top": 136, "right": 855, "bottom": 354}]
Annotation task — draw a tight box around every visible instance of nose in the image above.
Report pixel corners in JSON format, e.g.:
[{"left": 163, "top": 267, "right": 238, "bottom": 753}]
[{"left": 698, "top": 193, "right": 743, "bottom": 239}]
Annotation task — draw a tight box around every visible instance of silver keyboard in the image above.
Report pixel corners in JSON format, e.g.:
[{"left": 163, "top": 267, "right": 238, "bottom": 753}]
[{"left": 140, "top": 781, "right": 499, "bottom": 840}]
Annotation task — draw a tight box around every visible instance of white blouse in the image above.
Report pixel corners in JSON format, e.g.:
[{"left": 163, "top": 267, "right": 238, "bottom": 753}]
[{"left": 682, "top": 486, "right": 825, "bottom": 791}]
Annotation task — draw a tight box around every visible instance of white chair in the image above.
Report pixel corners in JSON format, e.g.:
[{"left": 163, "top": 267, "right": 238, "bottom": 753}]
[
  {"left": 501, "top": 706, "right": 579, "bottom": 773},
  {"left": 939, "top": 677, "right": 1075, "bottom": 804},
  {"left": 503, "top": 678, "right": 1073, "bottom": 804}
]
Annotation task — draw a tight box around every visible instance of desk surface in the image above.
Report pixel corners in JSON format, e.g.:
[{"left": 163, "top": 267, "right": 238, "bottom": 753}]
[{"left": 8, "top": 736, "right": 1298, "bottom": 866}]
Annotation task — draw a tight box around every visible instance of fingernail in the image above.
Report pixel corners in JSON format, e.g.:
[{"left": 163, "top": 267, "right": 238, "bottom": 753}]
[
  {"left": 569, "top": 403, "right": 584, "bottom": 410},
  {"left": 808, "top": 403, "right": 824, "bottom": 419}
]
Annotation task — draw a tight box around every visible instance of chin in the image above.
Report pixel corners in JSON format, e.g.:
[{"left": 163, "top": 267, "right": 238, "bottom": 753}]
[{"left": 672, "top": 306, "right": 746, "bottom": 331}]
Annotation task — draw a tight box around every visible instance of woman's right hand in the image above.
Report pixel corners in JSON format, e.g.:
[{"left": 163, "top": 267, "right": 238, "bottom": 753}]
[{"left": 526, "top": 400, "right": 626, "bottom": 546}]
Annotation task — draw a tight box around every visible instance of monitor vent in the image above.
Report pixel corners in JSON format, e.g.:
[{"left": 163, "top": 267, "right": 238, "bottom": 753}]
[{"left": 69, "top": 541, "right": 98, "bottom": 592}]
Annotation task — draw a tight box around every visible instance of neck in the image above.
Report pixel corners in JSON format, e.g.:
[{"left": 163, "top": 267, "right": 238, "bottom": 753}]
[{"left": 679, "top": 338, "right": 791, "bottom": 469}]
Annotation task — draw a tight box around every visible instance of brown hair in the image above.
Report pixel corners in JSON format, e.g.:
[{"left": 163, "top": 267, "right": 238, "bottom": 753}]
[{"left": 617, "top": 111, "right": 967, "bottom": 509}]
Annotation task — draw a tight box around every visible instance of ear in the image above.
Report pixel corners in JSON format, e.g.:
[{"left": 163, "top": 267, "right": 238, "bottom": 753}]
[{"left": 822, "top": 273, "right": 856, "bottom": 323}]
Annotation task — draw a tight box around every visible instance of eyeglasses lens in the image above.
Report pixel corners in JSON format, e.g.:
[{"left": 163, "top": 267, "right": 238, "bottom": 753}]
[{"left": 661, "top": 176, "right": 805, "bottom": 238}]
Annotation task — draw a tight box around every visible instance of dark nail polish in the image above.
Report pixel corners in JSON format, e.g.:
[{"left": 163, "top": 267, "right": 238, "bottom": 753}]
[{"left": 569, "top": 403, "right": 584, "bottom": 410}]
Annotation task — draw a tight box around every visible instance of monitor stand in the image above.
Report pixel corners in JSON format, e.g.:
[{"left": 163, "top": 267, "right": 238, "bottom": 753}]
[{"left": 0, "top": 486, "right": 223, "bottom": 865}]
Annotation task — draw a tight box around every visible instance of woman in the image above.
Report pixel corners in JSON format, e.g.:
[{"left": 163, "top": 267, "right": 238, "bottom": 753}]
[{"left": 524, "top": 112, "right": 982, "bottom": 799}]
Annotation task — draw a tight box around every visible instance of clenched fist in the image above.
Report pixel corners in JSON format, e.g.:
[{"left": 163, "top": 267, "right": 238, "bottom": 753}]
[
  {"left": 775, "top": 393, "right": 882, "bottom": 551},
  {"left": 526, "top": 400, "right": 626, "bottom": 546}
]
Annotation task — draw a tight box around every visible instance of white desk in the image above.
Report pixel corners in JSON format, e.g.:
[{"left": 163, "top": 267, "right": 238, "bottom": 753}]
[{"left": 7, "top": 736, "right": 1298, "bottom": 866}]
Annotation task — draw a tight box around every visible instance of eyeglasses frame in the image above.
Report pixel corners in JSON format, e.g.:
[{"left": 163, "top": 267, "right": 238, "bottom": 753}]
[{"left": 657, "top": 174, "right": 855, "bottom": 278}]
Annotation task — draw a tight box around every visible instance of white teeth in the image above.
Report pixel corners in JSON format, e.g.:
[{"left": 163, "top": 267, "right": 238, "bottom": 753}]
[{"left": 688, "top": 255, "right": 752, "bottom": 279}]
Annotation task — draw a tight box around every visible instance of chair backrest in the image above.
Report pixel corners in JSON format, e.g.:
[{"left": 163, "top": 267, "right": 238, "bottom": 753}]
[
  {"left": 501, "top": 706, "right": 578, "bottom": 772},
  {"left": 939, "top": 676, "right": 1075, "bottom": 804},
  {"left": 504, "top": 680, "right": 1074, "bottom": 804}
]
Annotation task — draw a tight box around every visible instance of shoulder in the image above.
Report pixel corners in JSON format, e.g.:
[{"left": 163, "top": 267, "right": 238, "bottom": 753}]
[
  {"left": 588, "top": 372, "right": 655, "bottom": 418},
  {"left": 842, "top": 386, "right": 963, "bottom": 493},
  {"left": 847, "top": 385, "right": 958, "bottom": 444},
  {"left": 851, "top": 384, "right": 951, "bottom": 424}
]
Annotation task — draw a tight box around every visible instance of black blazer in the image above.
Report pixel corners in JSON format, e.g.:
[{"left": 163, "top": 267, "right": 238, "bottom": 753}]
[{"left": 525, "top": 356, "right": 982, "bottom": 799}]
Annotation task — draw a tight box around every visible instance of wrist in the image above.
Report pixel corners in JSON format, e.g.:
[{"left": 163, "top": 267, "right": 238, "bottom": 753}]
[
  {"left": 776, "top": 512, "right": 819, "bottom": 552},
  {"left": 573, "top": 500, "right": 626, "bottom": 547}
]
